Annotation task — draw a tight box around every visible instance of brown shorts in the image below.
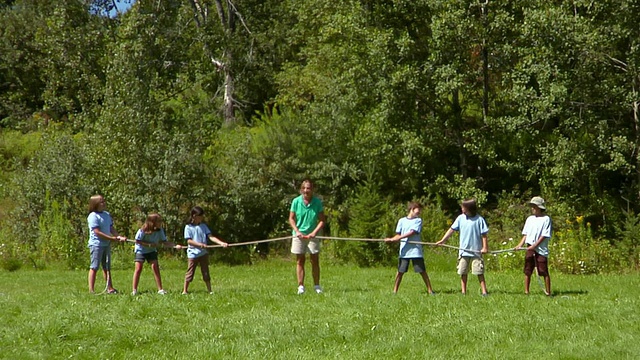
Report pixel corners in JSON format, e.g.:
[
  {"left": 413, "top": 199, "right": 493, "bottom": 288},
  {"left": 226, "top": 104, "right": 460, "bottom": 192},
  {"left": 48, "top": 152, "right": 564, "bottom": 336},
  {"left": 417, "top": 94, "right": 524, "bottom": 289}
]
[
  {"left": 185, "top": 254, "right": 211, "bottom": 282},
  {"left": 524, "top": 249, "right": 549, "bottom": 276}
]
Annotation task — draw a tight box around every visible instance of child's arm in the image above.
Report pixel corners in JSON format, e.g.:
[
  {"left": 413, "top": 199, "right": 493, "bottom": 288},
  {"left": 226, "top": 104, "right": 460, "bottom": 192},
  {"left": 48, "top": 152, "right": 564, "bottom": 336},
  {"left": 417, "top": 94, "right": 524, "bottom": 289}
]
[
  {"left": 187, "top": 238, "right": 206, "bottom": 249},
  {"left": 162, "top": 241, "right": 182, "bottom": 249},
  {"left": 288, "top": 212, "right": 304, "bottom": 238},
  {"left": 481, "top": 234, "right": 488, "bottom": 253},
  {"left": 528, "top": 234, "right": 547, "bottom": 250},
  {"left": 136, "top": 240, "right": 156, "bottom": 247},
  {"left": 209, "top": 234, "right": 229, "bottom": 248},
  {"left": 385, "top": 230, "right": 417, "bottom": 243},
  {"left": 93, "top": 227, "right": 126, "bottom": 242},
  {"left": 110, "top": 226, "right": 127, "bottom": 242},
  {"left": 435, "top": 229, "right": 455, "bottom": 245}
]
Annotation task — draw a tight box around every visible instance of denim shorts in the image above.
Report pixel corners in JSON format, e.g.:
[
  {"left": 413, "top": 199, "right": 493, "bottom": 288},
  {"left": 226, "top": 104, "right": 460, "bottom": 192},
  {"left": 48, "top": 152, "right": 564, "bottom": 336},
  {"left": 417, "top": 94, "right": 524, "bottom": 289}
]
[{"left": 89, "top": 246, "right": 111, "bottom": 270}]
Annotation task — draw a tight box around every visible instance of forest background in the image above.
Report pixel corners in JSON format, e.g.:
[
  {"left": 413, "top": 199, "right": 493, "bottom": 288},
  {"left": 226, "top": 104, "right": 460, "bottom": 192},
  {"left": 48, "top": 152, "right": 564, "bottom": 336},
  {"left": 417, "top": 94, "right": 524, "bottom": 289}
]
[{"left": 0, "top": 0, "right": 639, "bottom": 274}]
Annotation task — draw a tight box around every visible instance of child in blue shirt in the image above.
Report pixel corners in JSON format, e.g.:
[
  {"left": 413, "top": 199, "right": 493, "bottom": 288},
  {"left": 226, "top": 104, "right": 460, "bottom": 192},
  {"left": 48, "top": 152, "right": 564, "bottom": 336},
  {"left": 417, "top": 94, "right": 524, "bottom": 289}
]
[
  {"left": 87, "top": 194, "right": 126, "bottom": 294},
  {"left": 131, "top": 213, "right": 182, "bottom": 295},
  {"left": 385, "top": 202, "right": 434, "bottom": 294},
  {"left": 437, "top": 199, "right": 489, "bottom": 296},
  {"left": 182, "top": 206, "right": 229, "bottom": 295}
]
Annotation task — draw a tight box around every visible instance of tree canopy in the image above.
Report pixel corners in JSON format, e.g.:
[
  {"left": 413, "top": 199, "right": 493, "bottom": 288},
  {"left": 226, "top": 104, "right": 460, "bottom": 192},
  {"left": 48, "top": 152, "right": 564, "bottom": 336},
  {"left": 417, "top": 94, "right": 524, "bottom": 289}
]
[{"left": 1, "top": 0, "right": 639, "bottom": 267}]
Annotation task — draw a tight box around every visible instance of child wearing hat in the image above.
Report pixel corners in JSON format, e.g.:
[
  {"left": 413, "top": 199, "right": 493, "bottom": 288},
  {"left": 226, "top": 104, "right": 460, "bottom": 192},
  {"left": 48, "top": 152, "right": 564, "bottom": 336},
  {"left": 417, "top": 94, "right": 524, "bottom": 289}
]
[{"left": 515, "top": 196, "right": 552, "bottom": 296}]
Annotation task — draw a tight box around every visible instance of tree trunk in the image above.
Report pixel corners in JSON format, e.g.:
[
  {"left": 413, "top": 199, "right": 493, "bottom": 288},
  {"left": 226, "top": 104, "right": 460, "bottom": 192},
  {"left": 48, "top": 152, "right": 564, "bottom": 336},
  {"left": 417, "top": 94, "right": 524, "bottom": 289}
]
[{"left": 191, "top": 0, "right": 238, "bottom": 126}]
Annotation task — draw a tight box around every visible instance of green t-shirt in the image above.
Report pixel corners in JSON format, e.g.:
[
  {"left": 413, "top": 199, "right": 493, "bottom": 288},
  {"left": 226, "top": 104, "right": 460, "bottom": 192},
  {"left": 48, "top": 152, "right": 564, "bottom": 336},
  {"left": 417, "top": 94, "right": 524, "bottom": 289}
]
[{"left": 290, "top": 195, "right": 323, "bottom": 235}]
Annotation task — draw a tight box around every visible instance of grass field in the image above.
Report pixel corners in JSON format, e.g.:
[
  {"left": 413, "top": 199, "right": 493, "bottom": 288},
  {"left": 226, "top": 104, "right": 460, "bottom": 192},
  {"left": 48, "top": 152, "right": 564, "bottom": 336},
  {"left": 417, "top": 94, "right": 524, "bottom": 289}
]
[{"left": 1, "top": 253, "right": 639, "bottom": 360}]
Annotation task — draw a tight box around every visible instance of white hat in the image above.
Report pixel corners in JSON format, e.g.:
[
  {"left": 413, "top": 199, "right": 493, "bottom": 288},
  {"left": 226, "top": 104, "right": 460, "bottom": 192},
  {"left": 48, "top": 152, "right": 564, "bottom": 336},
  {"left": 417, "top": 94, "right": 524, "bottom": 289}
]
[{"left": 528, "top": 196, "right": 546, "bottom": 210}]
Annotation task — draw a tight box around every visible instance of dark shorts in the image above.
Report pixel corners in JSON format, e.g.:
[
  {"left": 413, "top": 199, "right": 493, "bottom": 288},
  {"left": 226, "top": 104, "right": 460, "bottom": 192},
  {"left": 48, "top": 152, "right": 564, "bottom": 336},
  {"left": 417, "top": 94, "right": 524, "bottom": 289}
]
[
  {"left": 135, "top": 251, "right": 159, "bottom": 263},
  {"left": 398, "top": 258, "right": 426, "bottom": 273},
  {"left": 524, "top": 250, "right": 549, "bottom": 276},
  {"left": 89, "top": 246, "right": 111, "bottom": 270},
  {"left": 185, "top": 254, "right": 211, "bottom": 282}
]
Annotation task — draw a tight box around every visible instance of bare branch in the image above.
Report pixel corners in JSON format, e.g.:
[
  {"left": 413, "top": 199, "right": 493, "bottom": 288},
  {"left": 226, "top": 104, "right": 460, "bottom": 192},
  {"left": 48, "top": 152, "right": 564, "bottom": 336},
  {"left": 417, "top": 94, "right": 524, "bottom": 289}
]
[
  {"left": 228, "top": 0, "right": 252, "bottom": 35},
  {"left": 213, "top": 0, "right": 227, "bottom": 32},
  {"left": 606, "top": 55, "right": 628, "bottom": 72}
]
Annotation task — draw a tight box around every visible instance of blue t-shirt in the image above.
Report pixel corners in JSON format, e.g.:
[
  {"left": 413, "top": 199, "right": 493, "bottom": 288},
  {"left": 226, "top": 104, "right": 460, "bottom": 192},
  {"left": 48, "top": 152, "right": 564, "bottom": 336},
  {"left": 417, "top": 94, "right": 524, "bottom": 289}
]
[
  {"left": 396, "top": 217, "right": 423, "bottom": 258},
  {"left": 290, "top": 195, "right": 324, "bottom": 235},
  {"left": 134, "top": 228, "right": 167, "bottom": 254},
  {"left": 522, "top": 215, "right": 552, "bottom": 257},
  {"left": 185, "top": 223, "right": 211, "bottom": 259},
  {"left": 87, "top": 211, "right": 113, "bottom": 248},
  {"left": 451, "top": 214, "right": 489, "bottom": 258}
]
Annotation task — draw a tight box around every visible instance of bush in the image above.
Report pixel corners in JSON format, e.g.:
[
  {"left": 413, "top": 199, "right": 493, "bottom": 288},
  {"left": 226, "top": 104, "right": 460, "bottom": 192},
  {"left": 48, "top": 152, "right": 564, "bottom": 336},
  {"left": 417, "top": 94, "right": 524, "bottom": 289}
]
[
  {"left": 332, "top": 180, "right": 397, "bottom": 267},
  {"left": 37, "top": 193, "right": 84, "bottom": 269},
  {"left": 551, "top": 217, "right": 623, "bottom": 274}
]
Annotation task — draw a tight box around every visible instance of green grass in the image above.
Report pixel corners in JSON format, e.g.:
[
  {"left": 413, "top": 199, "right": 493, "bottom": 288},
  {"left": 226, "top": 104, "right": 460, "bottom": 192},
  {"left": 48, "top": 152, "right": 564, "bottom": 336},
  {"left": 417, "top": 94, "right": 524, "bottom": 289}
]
[{"left": 1, "top": 255, "right": 639, "bottom": 360}]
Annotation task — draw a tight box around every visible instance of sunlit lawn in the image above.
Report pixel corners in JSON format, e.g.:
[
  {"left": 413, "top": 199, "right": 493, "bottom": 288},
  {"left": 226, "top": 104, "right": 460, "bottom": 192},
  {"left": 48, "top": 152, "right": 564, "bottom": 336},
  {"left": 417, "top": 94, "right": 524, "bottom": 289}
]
[{"left": 1, "top": 254, "right": 639, "bottom": 359}]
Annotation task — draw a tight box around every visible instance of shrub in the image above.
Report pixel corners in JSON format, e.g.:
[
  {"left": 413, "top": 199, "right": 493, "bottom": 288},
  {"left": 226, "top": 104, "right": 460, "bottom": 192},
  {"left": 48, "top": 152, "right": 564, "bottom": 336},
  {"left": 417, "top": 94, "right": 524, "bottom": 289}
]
[{"left": 551, "top": 217, "right": 623, "bottom": 274}]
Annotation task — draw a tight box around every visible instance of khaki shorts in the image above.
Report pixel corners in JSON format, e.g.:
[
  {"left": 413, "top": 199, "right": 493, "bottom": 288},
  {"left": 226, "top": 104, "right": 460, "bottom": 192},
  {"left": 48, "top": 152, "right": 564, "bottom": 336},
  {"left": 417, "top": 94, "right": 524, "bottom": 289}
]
[
  {"left": 457, "top": 256, "right": 484, "bottom": 275},
  {"left": 291, "top": 236, "right": 320, "bottom": 255}
]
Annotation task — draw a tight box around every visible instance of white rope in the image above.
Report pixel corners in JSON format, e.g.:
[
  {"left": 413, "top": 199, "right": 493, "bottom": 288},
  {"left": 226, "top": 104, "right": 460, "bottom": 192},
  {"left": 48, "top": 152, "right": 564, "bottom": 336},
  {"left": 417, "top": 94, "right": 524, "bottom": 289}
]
[
  {"left": 316, "top": 235, "right": 525, "bottom": 255},
  {"left": 125, "top": 234, "right": 525, "bottom": 255},
  {"left": 204, "top": 236, "right": 292, "bottom": 248}
]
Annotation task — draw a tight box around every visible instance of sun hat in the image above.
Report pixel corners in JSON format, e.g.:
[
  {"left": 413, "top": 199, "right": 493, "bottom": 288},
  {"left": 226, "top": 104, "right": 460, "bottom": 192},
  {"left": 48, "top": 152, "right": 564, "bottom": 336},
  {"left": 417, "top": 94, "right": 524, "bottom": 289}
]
[{"left": 528, "top": 196, "right": 546, "bottom": 210}]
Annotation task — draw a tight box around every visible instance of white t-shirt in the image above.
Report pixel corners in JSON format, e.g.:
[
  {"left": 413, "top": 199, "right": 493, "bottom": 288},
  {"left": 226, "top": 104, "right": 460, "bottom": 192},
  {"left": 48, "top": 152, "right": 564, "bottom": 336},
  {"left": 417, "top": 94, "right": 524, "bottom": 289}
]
[{"left": 522, "top": 215, "right": 552, "bottom": 257}]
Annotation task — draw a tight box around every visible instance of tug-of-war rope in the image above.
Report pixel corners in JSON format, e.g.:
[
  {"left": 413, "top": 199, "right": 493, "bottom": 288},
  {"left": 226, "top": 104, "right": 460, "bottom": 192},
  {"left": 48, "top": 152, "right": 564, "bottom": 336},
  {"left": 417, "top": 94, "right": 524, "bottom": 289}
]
[
  {"left": 103, "top": 236, "right": 539, "bottom": 296},
  {"left": 126, "top": 235, "right": 526, "bottom": 255}
]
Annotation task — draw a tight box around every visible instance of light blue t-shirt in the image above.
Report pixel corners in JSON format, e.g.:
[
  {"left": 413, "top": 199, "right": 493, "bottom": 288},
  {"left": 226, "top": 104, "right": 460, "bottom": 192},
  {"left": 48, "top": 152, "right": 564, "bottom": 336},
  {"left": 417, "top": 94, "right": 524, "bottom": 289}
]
[
  {"left": 451, "top": 214, "right": 489, "bottom": 258},
  {"left": 290, "top": 195, "right": 323, "bottom": 235},
  {"left": 87, "top": 211, "right": 113, "bottom": 248},
  {"left": 396, "top": 217, "right": 423, "bottom": 258},
  {"left": 522, "top": 215, "right": 552, "bottom": 257},
  {"left": 134, "top": 228, "right": 167, "bottom": 254},
  {"left": 185, "top": 223, "right": 211, "bottom": 259}
]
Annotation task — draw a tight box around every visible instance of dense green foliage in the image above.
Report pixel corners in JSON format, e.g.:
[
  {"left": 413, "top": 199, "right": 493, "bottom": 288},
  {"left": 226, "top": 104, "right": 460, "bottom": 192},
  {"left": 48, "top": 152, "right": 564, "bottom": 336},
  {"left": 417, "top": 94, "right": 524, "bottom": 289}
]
[{"left": 1, "top": 0, "right": 639, "bottom": 271}]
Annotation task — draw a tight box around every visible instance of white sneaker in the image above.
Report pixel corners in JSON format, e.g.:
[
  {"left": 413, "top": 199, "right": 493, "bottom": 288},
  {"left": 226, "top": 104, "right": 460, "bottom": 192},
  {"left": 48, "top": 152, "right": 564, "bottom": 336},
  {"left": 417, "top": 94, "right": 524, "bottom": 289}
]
[
  {"left": 314, "top": 285, "right": 323, "bottom": 294},
  {"left": 297, "top": 285, "right": 305, "bottom": 295},
  {"left": 157, "top": 290, "right": 167, "bottom": 295},
  {"left": 131, "top": 290, "right": 138, "bottom": 296}
]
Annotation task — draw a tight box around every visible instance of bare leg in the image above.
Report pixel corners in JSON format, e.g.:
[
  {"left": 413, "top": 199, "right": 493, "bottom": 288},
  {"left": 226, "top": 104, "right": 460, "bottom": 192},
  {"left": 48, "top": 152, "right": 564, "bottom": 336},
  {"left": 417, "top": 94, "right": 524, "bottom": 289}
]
[
  {"left": 104, "top": 269, "right": 115, "bottom": 292},
  {"left": 419, "top": 272, "right": 433, "bottom": 293},
  {"left": 310, "top": 253, "right": 320, "bottom": 286},
  {"left": 296, "top": 254, "right": 306, "bottom": 286},
  {"left": 524, "top": 274, "right": 531, "bottom": 294},
  {"left": 202, "top": 262, "right": 212, "bottom": 293},
  {"left": 150, "top": 261, "right": 163, "bottom": 291},
  {"left": 544, "top": 275, "right": 551, "bottom": 296},
  {"left": 132, "top": 261, "right": 143, "bottom": 292},
  {"left": 88, "top": 269, "right": 97, "bottom": 293},
  {"left": 478, "top": 274, "right": 487, "bottom": 295},
  {"left": 460, "top": 274, "right": 468, "bottom": 294},
  {"left": 393, "top": 272, "right": 404, "bottom": 293}
]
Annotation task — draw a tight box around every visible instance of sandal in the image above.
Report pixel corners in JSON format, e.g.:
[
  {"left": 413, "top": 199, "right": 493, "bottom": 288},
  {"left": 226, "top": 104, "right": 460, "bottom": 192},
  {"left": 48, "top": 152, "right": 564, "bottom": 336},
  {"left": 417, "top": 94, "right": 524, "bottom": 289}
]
[{"left": 107, "top": 288, "right": 119, "bottom": 294}]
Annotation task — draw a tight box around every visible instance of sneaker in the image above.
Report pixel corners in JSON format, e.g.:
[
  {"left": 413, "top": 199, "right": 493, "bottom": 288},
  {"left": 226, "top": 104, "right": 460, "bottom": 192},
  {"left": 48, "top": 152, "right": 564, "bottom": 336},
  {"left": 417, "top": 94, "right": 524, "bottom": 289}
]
[
  {"left": 297, "top": 285, "right": 305, "bottom": 295},
  {"left": 428, "top": 291, "right": 436, "bottom": 296},
  {"left": 157, "top": 290, "right": 167, "bottom": 295},
  {"left": 131, "top": 290, "right": 138, "bottom": 296},
  {"left": 181, "top": 291, "right": 188, "bottom": 295},
  {"left": 314, "top": 285, "right": 323, "bottom": 294},
  {"left": 209, "top": 291, "right": 214, "bottom": 295},
  {"left": 481, "top": 293, "right": 489, "bottom": 297}
]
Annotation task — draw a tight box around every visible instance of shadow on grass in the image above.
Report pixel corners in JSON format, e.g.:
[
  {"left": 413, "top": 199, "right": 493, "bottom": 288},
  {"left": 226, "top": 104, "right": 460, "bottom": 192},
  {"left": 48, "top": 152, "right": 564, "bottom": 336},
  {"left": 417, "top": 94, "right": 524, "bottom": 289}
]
[{"left": 552, "top": 289, "right": 589, "bottom": 296}]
